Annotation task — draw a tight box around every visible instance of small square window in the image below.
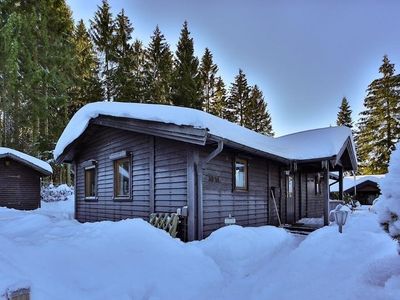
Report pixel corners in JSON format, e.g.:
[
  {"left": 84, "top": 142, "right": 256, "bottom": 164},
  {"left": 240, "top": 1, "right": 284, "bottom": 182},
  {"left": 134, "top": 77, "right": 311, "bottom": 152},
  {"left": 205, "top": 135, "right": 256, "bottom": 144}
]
[
  {"left": 114, "top": 157, "right": 131, "bottom": 199},
  {"left": 84, "top": 166, "right": 96, "bottom": 199},
  {"left": 234, "top": 158, "right": 248, "bottom": 190}
]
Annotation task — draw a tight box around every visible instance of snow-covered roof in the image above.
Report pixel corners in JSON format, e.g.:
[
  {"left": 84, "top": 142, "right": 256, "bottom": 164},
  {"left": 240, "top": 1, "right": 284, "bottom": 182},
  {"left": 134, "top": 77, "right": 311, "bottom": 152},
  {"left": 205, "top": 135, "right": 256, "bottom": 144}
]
[
  {"left": 0, "top": 147, "right": 52, "bottom": 175},
  {"left": 330, "top": 175, "right": 385, "bottom": 192},
  {"left": 54, "top": 102, "right": 355, "bottom": 164}
]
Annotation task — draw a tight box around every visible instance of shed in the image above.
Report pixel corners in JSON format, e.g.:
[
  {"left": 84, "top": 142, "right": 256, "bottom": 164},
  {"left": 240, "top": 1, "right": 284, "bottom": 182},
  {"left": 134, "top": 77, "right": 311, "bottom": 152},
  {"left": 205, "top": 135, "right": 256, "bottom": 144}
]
[
  {"left": 0, "top": 147, "right": 53, "bottom": 210},
  {"left": 54, "top": 102, "right": 357, "bottom": 240},
  {"left": 330, "top": 175, "right": 385, "bottom": 205}
]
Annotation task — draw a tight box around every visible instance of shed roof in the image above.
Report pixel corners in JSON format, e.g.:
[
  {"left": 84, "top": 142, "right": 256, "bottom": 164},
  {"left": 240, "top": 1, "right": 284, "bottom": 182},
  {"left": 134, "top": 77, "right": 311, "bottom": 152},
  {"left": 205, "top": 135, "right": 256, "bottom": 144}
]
[
  {"left": 0, "top": 147, "right": 53, "bottom": 176},
  {"left": 54, "top": 102, "right": 357, "bottom": 168},
  {"left": 330, "top": 175, "right": 385, "bottom": 192}
]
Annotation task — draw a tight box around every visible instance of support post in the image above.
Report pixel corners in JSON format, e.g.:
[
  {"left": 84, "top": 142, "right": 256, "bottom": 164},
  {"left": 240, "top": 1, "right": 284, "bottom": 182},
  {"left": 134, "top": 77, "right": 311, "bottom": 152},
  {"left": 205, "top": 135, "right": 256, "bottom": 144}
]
[
  {"left": 324, "top": 161, "right": 330, "bottom": 226},
  {"left": 338, "top": 167, "right": 343, "bottom": 201},
  {"left": 149, "top": 136, "right": 155, "bottom": 214}
]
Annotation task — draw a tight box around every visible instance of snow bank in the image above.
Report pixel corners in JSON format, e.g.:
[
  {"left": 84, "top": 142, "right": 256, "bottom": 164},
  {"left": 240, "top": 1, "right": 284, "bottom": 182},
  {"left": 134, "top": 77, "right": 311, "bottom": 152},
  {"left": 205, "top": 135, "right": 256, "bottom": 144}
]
[
  {"left": 0, "top": 147, "right": 52, "bottom": 174},
  {"left": 196, "top": 225, "right": 293, "bottom": 278},
  {"left": 375, "top": 143, "right": 400, "bottom": 239},
  {"left": 1, "top": 207, "right": 398, "bottom": 299},
  {"left": 54, "top": 102, "right": 354, "bottom": 162},
  {"left": 0, "top": 209, "right": 222, "bottom": 299},
  {"left": 41, "top": 184, "right": 73, "bottom": 202}
]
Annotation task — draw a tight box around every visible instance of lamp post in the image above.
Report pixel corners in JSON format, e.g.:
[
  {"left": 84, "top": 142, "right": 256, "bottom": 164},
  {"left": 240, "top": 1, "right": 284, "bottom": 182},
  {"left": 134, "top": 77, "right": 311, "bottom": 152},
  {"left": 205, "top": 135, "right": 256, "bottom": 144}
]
[{"left": 334, "top": 209, "right": 348, "bottom": 233}]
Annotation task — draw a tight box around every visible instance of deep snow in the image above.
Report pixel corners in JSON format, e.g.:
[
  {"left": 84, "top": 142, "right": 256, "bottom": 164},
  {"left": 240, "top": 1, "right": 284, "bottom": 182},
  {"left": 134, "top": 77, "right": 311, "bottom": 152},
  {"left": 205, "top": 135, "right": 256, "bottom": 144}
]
[
  {"left": 0, "top": 202, "right": 399, "bottom": 300},
  {"left": 54, "top": 102, "right": 354, "bottom": 162}
]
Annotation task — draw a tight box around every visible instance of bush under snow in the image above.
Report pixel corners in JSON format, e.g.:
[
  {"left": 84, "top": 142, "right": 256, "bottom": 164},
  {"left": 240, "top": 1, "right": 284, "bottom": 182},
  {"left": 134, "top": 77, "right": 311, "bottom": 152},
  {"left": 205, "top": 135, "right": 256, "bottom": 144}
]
[
  {"left": 375, "top": 143, "right": 400, "bottom": 241},
  {"left": 41, "top": 184, "right": 73, "bottom": 202}
]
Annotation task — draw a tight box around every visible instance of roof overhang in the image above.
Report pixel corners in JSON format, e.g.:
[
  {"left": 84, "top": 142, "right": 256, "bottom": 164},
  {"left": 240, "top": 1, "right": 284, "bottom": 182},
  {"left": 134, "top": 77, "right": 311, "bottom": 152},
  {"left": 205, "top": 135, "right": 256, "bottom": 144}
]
[{"left": 0, "top": 153, "right": 52, "bottom": 176}]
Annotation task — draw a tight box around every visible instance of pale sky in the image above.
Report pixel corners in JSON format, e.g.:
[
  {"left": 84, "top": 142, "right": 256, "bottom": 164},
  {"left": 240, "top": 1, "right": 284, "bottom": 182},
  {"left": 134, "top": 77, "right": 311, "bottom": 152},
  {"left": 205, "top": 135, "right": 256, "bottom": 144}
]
[{"left": 66, "top": 0, "right": 400, "bottom": 136}]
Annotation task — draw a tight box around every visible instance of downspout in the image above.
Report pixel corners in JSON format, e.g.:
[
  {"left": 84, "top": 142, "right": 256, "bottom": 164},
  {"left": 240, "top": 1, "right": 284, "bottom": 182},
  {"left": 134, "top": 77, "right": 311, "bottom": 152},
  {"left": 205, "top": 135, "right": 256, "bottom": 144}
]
[{"left": 197, "top": 140, "right": 224, "bottom": 240}]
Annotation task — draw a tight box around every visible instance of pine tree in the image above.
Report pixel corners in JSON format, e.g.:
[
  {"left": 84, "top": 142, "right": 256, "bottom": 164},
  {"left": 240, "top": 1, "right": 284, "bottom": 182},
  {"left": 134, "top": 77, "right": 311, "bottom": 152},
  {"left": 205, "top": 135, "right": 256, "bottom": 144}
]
[
  {"left": 143, "top": 25, "right": 173, "bottom": 104},
  {"left": 227, "top": 69, "right": 251, "bottom": 125},
  {"left": 209, "top": 76, "right": 227, "bottom": 118},
  {"left": 90, "top": 0, "right": 114, "bottom": 101},
  {"left": 171, "top": 21, "right": 201, "bottom": 109},
  {"left": 247, "top": 85, "right": 274, "bottom": 135},
  {"left": 199, "top": 48, "right": 218, "bottom": 112},
  {"left": 130, "top": 39, "right": 146, "bottom": 102},
  {"left": 336, "top": 97, "right": 352, "bottom": 128},
  {"left": 69, "top": 20, "right": 103, "bottom": 118},
  {"left": 111, "top": 9, "right": 136, "bottom": 102},
  {"left": 356, "top": 55, "right": 400, "bottom": 174}
]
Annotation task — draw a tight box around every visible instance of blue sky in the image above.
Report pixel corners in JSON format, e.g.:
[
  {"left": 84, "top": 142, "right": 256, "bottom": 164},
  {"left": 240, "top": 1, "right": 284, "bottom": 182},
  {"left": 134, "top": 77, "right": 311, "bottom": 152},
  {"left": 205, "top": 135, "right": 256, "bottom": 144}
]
[{"left": 66, "top": 0, "right": 400, "bottom": 136}]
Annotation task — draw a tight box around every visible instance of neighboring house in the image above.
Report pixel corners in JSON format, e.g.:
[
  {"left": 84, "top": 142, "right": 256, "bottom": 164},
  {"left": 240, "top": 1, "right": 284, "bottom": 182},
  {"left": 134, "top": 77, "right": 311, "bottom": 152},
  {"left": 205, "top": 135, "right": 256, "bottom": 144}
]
[
  {"left": 54, "top": 102, "right": 357, "bottom": 241},
  {"left": 0, "top": 147, "right": 53, "bottom": 210},
  {"left": 330, "top": 175, "right": 385, "bottom": 205}
]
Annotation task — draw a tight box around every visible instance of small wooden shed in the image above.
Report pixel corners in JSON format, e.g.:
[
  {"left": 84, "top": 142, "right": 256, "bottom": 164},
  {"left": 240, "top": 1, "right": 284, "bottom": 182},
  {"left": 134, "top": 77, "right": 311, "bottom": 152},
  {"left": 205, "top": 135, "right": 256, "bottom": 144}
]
[{"left": 0, "top": 147, "right": 52, "bottom": 210}]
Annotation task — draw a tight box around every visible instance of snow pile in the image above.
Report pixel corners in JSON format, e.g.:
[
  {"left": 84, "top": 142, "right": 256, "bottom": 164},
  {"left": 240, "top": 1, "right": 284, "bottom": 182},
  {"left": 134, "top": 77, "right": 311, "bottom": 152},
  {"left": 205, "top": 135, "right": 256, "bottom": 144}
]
[
  {"left": 0, "top": 147, "right": 52, "bottom": 174},
  {"left": 0, "top": 209, "right": 222, "bottom": 299},
  {"left": 41, "top": 184, "right": 73, "bottom": 202},
  {"left": 195, "top": 225, "right": 293, "bottom": 278},
  {"left": 54, "top": 102, "right": 354, "bottom": 162},
  {"left": 0, "top": 207, "right": 399, "bottom": 299},
  {"left": 375, "top": 143, "right": 400, "bottom": 240}
]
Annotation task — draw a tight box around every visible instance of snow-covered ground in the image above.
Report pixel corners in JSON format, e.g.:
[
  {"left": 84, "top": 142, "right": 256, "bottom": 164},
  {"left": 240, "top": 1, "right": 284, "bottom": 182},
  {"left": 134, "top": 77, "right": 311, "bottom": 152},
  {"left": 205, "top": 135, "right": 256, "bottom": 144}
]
[{"left": 0, "top": 200, "right": 399, "bottom": 300}]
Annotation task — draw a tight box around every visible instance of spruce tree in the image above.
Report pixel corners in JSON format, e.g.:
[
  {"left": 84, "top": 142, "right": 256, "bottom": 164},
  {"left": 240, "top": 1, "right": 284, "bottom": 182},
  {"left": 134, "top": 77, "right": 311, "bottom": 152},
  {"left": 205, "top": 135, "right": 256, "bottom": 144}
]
[
  {"left": 199, "top": 48, "right": 218, "bottom": 112},
  {"left": 247, "top": 85, "right": 274, "bottom": 135},
  {"left": 143, "top": 25, "right": 173, "bottom": 104},
  {"left": 356, "top": 55, "right": 400, "bottom": 174},
  {"left": 210, "top": 76, "right": 227, "bottom": 118},
  {"left": 130, "top": 39, "right": 146, "bottom": 102},
  {"left": 171, "top": 21, "right": 201, "bottom": 109},
  {"left": 90, "top": 0, "right": 114, "bottom": 101},
  {"left": 227, "top": 69, "right": 251, "bottom": 125},
  {"left": 111, "top": 9, "right": 135, "bottom": 102},
  {"left": 336, "top": 97, "right": 352, "bottom": 128},
  {"left": 69, "top": 20, "right": 103, "bottom": 117}
]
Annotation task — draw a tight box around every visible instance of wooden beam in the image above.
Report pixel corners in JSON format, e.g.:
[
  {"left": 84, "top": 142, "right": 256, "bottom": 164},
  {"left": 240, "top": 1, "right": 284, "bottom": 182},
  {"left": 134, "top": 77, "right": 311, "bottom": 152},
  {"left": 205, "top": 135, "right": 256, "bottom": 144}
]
[
  {"left": 338, "top": 167, "right": 344, "bottom": 201},
  {"left": 324, "top": 161, "right": 330, "bottom": 226},
  {"left": 149, "top": 136, "right": 155, "bottom": 214},
  {"left": 186, "top": 147, "right": 197, "bottom": 241}
]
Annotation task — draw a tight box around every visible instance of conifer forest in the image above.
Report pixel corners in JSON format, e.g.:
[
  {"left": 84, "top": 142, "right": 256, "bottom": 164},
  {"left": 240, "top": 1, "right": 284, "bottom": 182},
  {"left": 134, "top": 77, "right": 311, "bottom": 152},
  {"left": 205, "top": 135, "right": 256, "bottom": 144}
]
[{"left": 0, "top": 0, "right": 399, "bottom": 182}]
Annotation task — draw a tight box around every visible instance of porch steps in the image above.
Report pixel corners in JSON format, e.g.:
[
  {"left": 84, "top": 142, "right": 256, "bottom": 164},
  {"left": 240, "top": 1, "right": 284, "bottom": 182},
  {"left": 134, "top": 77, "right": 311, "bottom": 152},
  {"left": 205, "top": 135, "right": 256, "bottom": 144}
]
[{"left": 283, "top": 224, "right": 318, "bottom": 236}]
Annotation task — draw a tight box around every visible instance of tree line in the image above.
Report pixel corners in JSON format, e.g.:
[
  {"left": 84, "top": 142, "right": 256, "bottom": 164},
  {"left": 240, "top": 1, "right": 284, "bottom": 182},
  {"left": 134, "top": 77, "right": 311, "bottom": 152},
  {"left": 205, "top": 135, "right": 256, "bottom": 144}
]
[
  {"left": 0, "top": 0, "right": 274, "bottom": 177},
  {"left": 335, "top": 55, "right": 400, "bottom": 174}
]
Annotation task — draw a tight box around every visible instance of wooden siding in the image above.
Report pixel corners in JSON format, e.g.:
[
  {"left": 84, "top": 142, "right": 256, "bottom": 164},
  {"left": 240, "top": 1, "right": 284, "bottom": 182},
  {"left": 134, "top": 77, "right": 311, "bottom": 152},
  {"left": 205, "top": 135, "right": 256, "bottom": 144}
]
[
  {"left": 0, "top": 158, "right": 41, "bottom": 210},
  {"left": 201, "top": 147, "right": 273, "bottom": 237},
  {"left": 305, "top": 173, "right": 325, "bottom": 218},
  {"left": 75, "top": 125, "right": 152, "bottom": 222},
  {"left": 74, "top": 126, "right": 189, "bottom": 229}
]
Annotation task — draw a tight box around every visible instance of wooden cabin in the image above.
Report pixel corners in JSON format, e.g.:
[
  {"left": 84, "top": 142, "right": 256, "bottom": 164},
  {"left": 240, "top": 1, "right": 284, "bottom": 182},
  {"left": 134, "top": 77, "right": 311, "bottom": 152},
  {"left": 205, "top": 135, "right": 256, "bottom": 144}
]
[
  {"left": 55, "top": 102, "right": 357, "bottom": 241},
  {"left": 0, "top": 148, "right": 52, "bottom": 210}
]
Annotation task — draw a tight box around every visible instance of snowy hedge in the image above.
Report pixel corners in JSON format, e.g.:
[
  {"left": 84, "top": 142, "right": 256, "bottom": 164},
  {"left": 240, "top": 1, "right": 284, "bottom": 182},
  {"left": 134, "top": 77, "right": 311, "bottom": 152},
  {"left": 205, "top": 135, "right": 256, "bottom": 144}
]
[
  {"left": 41, "top": 184, "right": 74, "bottom": 202},
  {"left": 376, "top": 143, "right": 400, "bottom": 242}
]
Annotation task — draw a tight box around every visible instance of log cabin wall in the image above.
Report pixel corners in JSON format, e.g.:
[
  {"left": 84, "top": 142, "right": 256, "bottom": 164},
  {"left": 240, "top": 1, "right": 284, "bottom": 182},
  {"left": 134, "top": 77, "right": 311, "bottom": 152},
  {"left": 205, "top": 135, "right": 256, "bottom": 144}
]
[
  {"left": 75, "top": 125, "right": 190, "bottom": 224},
  {"left": 0, "top": 158, "right": 41, "bottom": 210},
  {"left": 200, "top": 146, "right": 284, "bottom": 238}
]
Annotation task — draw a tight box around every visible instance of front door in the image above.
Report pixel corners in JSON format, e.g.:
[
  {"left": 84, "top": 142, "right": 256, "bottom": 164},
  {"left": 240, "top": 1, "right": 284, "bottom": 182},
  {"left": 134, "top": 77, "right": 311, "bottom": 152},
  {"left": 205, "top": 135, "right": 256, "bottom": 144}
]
[{"left": 286, "top": 174, "right": 295, "bottom": 224}]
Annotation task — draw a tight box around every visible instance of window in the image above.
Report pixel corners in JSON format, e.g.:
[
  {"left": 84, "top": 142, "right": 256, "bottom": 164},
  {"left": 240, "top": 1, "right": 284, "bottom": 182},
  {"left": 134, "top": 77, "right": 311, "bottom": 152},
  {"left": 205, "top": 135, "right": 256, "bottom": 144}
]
[
  {"left": 84, "top": 166, "right": 96, "bottom": 199},
  {"left": 315, "top": 173, "right": 322, "bottom": 195},
  {"left": 114, "top": 157, "right": 131, "bottom": 199},
  {"left": 287, "top": 175, "right": 294, "bottom": 199},
  {"left": 234, "top": 158, "right": 248, "bottom": 190}
]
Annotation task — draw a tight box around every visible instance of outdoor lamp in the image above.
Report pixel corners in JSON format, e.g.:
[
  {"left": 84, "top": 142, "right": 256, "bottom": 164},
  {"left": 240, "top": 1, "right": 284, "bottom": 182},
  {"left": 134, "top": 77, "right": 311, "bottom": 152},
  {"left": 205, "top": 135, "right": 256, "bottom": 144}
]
[{"left": 334, "top": 210, "right": 348, "bottom": 233}]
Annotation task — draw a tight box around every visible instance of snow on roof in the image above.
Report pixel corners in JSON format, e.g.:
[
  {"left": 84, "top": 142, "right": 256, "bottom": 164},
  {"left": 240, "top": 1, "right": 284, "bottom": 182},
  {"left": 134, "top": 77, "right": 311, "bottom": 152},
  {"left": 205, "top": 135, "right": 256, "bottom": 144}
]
[
  {"left": 330, "top": 175, "right": 385, "bottom": 192},
  {"left": 54, "top": 102, "right": 355, "bottom": 162},
  {"left": 0, "top": 147, "right": 52, "bottom": 175}
]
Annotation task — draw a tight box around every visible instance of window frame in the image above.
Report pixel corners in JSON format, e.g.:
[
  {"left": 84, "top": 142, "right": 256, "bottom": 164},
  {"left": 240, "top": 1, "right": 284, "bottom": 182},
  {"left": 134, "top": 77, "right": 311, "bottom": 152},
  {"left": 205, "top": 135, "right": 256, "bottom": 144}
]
[
  {"left": 113, "top": 156, "right": 132, "bottom": 201},
  {"left": 84, "top": 164, "right": 97, "bottom": 201},
  {"left": 233, "top": 157, "right": 248, "bottom": 191}
]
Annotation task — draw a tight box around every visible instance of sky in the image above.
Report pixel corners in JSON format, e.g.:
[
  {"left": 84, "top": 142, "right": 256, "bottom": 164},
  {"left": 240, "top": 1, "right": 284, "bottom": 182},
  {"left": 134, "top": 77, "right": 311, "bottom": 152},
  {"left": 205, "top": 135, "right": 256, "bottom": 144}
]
[{"left": 66, "top": 0, "right": 400, "bottom": 136}]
